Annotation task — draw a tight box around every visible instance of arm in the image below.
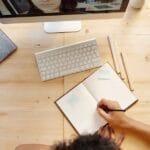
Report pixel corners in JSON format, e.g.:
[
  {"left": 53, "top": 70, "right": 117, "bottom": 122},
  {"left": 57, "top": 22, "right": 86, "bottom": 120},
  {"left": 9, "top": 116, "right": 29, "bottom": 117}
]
[{"left": 97, "top": 99, "right": 150, "bottom": 142}]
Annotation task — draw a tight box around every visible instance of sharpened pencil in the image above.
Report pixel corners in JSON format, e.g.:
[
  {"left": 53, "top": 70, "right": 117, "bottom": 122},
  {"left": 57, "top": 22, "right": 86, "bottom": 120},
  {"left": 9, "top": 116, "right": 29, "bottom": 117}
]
[
  {"left": 120, "top": 52, "right": 134, "bottom": 91},
  {"left": 108, "top": 35, "right": 121, "bottom": 75}
]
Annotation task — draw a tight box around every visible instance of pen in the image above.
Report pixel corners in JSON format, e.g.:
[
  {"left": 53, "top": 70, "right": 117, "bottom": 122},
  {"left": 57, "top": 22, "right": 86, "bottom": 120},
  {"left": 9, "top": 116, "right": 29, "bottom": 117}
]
[
  {"left": 107, "top": 109, "right": 125, "bottom": 112},
  {"left": 99, "top": 105, "right": 125, "bottom": 112}
]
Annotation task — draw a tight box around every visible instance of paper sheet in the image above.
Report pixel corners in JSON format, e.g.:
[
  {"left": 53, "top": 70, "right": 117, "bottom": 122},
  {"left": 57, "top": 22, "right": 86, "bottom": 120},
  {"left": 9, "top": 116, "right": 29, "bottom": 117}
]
[
  {"left": 57, "top": 83, "right": 106, "bottom": 134},
  {"left": 83, "top": 63, "right": 137, "bottom": 110}
]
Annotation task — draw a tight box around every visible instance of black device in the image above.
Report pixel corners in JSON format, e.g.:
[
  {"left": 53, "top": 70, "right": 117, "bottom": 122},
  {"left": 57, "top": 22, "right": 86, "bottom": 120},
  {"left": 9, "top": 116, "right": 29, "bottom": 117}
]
[
  {"left": 0, "top": 29, "right": 17, "bottom": 62},
  {"left": 0, "top": 0, "right": 129, "bottom": 17}
]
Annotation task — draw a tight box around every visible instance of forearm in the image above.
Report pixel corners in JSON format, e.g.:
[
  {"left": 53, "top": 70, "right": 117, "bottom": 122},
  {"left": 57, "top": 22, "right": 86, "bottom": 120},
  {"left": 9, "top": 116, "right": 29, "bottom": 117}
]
[
  {"left": 97, "top": 99, "right": 150, "bottom": 142},
  {"left": 123, "top": 117, "right": 150, "bottom": 142}
]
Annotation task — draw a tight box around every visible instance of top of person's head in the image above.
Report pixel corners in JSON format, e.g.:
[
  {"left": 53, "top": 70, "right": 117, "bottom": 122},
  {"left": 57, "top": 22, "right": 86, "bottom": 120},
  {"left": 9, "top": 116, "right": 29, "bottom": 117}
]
[{"left": 52, "top": 134, "right": 120, "bottom": 150}]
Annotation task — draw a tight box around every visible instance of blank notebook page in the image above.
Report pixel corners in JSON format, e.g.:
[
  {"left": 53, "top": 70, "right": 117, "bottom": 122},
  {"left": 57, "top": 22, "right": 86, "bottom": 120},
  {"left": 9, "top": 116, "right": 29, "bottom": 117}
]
[
  {"left": 83, "top": 63, "right": 137, "bottom": 110},
  {"left": 57, "top": 83, "right": 106, "bottom": 134}
]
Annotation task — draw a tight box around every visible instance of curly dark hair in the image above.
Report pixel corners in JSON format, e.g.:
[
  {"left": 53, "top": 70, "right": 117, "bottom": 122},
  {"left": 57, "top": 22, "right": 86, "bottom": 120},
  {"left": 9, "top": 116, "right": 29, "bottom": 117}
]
[{"left": 53, "top": 134, "right": 120, "bottom": 150}]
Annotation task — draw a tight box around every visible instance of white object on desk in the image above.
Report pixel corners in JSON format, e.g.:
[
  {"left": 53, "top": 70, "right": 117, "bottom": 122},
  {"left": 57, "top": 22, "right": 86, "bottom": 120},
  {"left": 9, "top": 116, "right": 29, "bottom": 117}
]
[
  {"left": 44, "top": 21, "right": 81, "bottom": 33},
  {"left": 35, "top": 38, "right": 101, "bottom": 81},
  {"left": 130, "top": 0, "right": 145, "bottom": 9}
]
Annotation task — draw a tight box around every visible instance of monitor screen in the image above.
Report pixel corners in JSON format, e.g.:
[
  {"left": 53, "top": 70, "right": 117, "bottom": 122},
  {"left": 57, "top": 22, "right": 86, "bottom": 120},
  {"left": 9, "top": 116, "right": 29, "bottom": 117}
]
[{"left": 0, "top": 0, "right": 129, "bottom": 18}]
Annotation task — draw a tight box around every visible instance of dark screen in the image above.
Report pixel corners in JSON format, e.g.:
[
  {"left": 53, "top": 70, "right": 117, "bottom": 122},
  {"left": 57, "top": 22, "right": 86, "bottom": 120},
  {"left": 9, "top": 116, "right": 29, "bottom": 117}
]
[{"left": 0, "top": 0, "right": 129, "bottom": 18}]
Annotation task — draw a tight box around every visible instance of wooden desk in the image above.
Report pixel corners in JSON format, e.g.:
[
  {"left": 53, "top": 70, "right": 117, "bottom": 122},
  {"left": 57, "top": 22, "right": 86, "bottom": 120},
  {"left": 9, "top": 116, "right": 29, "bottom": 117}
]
[{"left": 0, "top": 1, "right": 150, "bottom": 150}]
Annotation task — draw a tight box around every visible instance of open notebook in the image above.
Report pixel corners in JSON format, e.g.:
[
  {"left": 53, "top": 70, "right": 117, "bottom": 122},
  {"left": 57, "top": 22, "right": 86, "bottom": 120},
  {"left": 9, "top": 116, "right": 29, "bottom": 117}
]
[{"left": 56, "top": 63, "right": 138, "bottom": 135}]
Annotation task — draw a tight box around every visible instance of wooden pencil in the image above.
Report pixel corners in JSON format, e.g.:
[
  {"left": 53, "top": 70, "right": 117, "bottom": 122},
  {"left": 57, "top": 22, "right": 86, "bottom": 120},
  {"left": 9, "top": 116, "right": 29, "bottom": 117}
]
[
  {"left": 113, "top": 42, "right": 126, "bottom": 80},
  {"left": 108, "top": 35, "right": 120, "bottom": 74},
  {"left": 120, "top": 52, "right": 134, "bottom": 91}
]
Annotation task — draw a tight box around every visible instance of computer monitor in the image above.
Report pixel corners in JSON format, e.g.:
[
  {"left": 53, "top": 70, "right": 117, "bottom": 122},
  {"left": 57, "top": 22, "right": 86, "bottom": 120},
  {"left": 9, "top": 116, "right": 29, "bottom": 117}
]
[{"left": 0, "top": 0, "right": 129, "bottom": 33}]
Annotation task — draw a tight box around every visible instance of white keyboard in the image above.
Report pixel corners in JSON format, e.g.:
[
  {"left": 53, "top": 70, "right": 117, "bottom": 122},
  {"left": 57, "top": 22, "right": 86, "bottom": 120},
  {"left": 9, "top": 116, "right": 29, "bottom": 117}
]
[{"left": 35, "top": 39, "right": 101, "bottom": 81}]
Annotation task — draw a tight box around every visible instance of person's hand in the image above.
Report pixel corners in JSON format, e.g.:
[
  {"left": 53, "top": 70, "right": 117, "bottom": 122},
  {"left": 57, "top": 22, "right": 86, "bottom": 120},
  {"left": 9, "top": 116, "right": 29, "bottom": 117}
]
[{"left": 97, "top": 99, "right": 130, "bottom": 129}]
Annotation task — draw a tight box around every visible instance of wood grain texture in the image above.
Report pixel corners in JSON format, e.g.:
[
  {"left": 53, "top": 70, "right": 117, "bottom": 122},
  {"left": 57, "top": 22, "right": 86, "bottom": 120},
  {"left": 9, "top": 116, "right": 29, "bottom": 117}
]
[{"left": 0, "top": 0, "right": 150, "bottom": 149}]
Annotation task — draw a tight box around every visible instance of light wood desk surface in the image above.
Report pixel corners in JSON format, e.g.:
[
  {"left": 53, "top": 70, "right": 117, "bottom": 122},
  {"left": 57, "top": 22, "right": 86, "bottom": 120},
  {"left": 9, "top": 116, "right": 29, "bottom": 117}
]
[{"left": 0, "top": 1, "right": 150, "bottom": 150}]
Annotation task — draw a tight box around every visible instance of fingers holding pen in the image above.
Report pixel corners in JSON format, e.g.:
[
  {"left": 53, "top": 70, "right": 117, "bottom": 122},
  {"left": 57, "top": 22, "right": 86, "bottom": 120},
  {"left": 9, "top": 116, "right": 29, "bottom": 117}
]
[
  {"left": 97, "top": 99, "right": 121, "bottom": 110},
  {"left": 97, "top": 99, "right": 128, "bottom": 129}
]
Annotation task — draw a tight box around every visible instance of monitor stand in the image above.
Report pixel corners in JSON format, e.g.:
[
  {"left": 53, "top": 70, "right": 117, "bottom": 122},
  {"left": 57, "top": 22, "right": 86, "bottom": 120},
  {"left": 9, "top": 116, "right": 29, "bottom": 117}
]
[{"left": 43, "top": 21, "right": 81, "bottom": 33}]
